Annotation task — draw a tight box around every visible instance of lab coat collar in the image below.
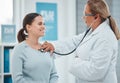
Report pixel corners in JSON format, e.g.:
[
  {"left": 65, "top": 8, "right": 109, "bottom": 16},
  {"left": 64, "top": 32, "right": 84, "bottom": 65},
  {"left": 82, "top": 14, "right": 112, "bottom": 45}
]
[
  {"left": 80, "top": 20, "right": 109, "bottom": 45},
  {"left": 91, "top": 20, "right": 108, "bottom": 36}
]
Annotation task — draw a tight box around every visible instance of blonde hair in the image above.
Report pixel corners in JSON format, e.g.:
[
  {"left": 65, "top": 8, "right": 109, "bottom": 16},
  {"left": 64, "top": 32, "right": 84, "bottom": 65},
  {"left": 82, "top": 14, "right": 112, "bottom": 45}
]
[{"left": 87, "top": 0, "right": 120, "bottom": 40}]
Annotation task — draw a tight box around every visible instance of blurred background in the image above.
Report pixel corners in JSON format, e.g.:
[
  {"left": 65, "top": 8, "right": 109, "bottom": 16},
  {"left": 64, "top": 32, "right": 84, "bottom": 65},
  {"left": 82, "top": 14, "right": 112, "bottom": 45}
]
[{"left": 0, "top": 0, "right": 120, "bottom": 83}]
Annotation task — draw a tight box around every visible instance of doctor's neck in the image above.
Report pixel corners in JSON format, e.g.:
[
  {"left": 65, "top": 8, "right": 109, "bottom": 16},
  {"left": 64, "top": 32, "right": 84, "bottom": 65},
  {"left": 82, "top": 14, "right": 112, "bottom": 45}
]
[{"left": 91, "top": 19, "right": 102, "bottom": 31}]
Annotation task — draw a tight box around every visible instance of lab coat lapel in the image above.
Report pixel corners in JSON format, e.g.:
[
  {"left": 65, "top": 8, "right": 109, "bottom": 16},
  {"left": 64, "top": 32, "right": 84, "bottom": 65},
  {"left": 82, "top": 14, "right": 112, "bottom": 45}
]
[
  {"left": 80, "top": 20, "right": 108, "bottom": 45},
  {"left": 80, "top": 33, "right": 93, "bottom": 45}
]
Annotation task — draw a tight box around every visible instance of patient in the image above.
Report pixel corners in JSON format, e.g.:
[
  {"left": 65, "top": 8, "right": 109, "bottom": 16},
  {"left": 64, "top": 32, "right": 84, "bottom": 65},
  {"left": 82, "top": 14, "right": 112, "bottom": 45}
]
[{"left": 12, "top": 13, "right": 58, "bottom": 83}]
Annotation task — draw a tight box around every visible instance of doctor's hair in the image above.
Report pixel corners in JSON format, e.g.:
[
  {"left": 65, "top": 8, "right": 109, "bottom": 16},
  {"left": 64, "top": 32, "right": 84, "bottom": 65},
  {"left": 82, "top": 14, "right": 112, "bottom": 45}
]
[
  {"left": 87, "top": 0, "right": 120, "bottom": 40},
  {"left": 17, "top": 13, "right": 42, "bottom": 43}
]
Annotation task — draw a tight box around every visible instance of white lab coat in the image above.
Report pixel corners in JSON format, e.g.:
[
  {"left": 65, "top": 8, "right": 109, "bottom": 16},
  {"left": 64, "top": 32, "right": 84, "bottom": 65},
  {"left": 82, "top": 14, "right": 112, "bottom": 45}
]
[{"left": 53, "top": 20, "right": 118, "bottom": 83}]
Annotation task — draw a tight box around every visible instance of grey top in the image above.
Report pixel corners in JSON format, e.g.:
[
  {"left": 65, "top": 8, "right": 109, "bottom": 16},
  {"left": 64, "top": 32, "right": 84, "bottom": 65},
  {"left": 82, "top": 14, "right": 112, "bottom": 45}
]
[{"left": 12, "top": 41, "right": 58, "bottom": 83}]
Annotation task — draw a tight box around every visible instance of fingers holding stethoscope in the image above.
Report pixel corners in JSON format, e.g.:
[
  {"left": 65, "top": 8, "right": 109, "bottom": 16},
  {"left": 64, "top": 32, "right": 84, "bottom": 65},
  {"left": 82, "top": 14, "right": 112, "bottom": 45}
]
[{"left": 41, "top": 41, "right": 55, "bottom": 54}]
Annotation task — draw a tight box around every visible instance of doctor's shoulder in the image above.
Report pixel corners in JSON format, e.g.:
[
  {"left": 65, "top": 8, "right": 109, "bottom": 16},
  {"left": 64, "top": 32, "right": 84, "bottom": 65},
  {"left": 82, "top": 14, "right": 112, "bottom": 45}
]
[{"left": 72, "top": 31, "right": 86, "bottom": 41}]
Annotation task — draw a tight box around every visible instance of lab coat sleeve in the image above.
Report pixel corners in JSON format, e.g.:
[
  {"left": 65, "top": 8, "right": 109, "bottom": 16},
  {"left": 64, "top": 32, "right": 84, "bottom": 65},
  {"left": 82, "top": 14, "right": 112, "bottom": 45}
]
[
  {"left": 49, "top": 58, "right": 59, "bottom": 83},
  {"left": 52, "top": 33, "right": 84, "bottom": 55},
  {"left": 69, "top": 39, "right": 113, "bottom": 81},
  {"left": 12, "top": 46, "right": 28, "bottom": 83}
]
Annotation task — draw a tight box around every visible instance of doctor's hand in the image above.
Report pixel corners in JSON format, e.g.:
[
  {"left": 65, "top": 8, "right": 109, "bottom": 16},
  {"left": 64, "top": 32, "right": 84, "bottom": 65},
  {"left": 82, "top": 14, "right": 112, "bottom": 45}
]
[{"left": 41, "top": 41, "right": 55, "bottom": 54}]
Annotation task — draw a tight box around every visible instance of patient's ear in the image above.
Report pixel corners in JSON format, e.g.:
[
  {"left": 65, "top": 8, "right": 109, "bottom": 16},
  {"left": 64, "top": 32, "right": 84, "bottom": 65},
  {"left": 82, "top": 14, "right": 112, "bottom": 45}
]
[{"left": 26, "top": 24, "right": 31, "bottom": 31}]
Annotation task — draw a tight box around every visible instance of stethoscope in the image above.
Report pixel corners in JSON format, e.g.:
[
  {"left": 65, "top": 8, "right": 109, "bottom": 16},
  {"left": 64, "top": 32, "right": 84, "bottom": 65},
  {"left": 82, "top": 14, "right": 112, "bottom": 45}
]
[
  {"left": 39, "top": 27, "right": 91, "bottom": 55},
  {"left": 52, "top": 28, "right": 91, "bottom": 55}
]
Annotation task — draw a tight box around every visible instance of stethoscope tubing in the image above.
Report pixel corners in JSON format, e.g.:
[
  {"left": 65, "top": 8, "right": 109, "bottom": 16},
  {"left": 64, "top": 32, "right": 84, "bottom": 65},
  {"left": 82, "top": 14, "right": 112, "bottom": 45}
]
[{"left": 39, "top": 28, "right": 91, "bottom": 55}]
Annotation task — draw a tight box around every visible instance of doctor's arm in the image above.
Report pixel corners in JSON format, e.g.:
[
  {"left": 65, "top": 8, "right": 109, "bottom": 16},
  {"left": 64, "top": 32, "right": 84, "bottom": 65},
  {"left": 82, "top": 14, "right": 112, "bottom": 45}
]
[
  {"left": 12, "top": 46, "right": 28, "bottom": 83},
  {"left": 69, "top": 39, "right": 114, "bottom": 81},
  {"left": 41, "top": 33, "right": 84, "bottom": 54}
]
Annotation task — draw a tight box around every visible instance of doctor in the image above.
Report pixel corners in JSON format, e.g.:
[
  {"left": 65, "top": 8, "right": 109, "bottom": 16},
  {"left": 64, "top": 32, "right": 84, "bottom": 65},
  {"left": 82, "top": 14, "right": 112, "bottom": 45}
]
[{"left": 41, "top": 0, "right": 120, "bottom": 83}]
